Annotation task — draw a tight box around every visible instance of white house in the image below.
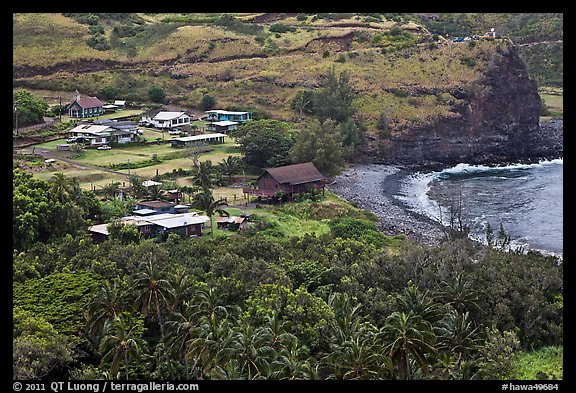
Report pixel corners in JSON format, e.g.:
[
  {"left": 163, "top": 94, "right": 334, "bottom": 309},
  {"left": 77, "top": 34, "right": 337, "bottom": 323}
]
[
  {"left": 142, "top": 111, "right": 191, "bottom": 129},
  {"left": 70, "top": 121, "right": 140, "bottom": 146}
]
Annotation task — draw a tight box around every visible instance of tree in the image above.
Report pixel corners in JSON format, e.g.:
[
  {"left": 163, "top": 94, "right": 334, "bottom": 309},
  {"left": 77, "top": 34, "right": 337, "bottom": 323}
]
[
  {"left": 231, "top": 119, "right": 294, "bottom": 169},
  {"left": 165, "top": 300, "right": 199, "bottom": 379},
  {"left": 13, "top": 90, "right": 49, "bottom": 128},
  {"left": 190, "top": 160, "right": 218, "bottom": 189},
  {"left": 86, "top": 279, "right": 127, "bottom": 343},
  {"left": 290, "top": 90, "right": 315, "bottom": 118},
  {"left": 13, "top": 169, "right": 96, "bottom": 250},
  {"left": 200, "top": 94, "right": 216, "bottom": 111},
  {"left": 382, "top": 311, "right": 437, "bottom": 380},
  {"left": 132, "top": 260, "right": 172, "bottom": 339},
  {"left": 192, "top": 188, "right": 229, "bottom": 239},
  {"left": 218, "top": 155, "right": 244, "bottom": 183},
  {"left": 13, "top": 307, "right": 74, "bottom": 379},
  {"left": 435, "top": 309, "right": 482, "bottom": 371},
  {"left": 99, "top": 312, "right": 146, "bottom": 380},
  {"left": 100, "top": 86, "right": 119, "bottom": 101},
  {"left": 290, "top": 119, "right": 344, "bottom": 177},
  {"left": 436, "top": 273, "right": 481, "bottom": 315},
  {"left": 148, "top": 85, "right": 166, "bottom": 103},
  {"left": 475, "top": 326, "right": 520, "bottom": 379},
  {"left": 312, "top": 66, "right": 356, "bottom": 123}
]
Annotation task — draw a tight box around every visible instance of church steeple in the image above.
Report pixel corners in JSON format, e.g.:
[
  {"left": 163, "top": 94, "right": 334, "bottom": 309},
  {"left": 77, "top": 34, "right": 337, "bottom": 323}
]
[{"left": 73, "top": 89, "right": 81, "bottom": 102}]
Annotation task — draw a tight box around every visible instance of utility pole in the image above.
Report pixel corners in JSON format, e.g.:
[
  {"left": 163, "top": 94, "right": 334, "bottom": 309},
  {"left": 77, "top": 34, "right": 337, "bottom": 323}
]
[
  {"left": 59, "top": 96, "right": 62, "bottom": 122},
  {"left": 13, "top": 101, "right": 18, "bottom": 136}
]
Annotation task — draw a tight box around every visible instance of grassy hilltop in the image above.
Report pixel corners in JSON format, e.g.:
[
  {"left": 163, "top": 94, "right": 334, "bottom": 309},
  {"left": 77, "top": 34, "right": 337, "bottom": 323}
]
[{"left": 14, "top": 13, "right": 562, "bottom": 134}]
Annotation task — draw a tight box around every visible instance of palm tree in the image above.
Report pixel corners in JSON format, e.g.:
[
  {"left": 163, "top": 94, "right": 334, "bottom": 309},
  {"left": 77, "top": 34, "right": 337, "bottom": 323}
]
[
  {"left": 327, "top": 292, "right": 364, "bottom": 342},
  {"left": 397, "top": 281, "right": 444, "bottom": 325},
  {"left": 165, "top": 300, "right": 200, "bottom": 379},
  {"left": 218, "top": 156, "right": 244, "bottom": 183},
  {"left": 132, "top": 260, "right": 172, "bottom": 339},
  {"left": 99, "top": 182, "right": 121, "bottom": 200},
  {"left": 167, "top": 265, "right": 196, "bottom": 312},
  {"left": 99, "top": 313, "right": 145, "bottom": 380},
  {"left": 382, "top": 310, "right": 437, "bottom": 380},
  {"left": 126, "top": 174, "right": 145, "bottom": 199},
  {"left": 50, "top": 172, "right": 72, "bottom": 203},
  {"left": 270, "top": 334, "right": 316, "bottom": 379},
  {"left": 436, "top": 274, "right": 481, "bottom": 315},
  {"left": 324, "top": 324, "right": 392, "bottom": 380},
  {"left": 216, "top": 324, "right": 275, "bottom": 379},
  {"left": 435, "top": 309, "right": 482, "bottom": 369},
  {"left": 86, "top": 280, "right": 125, "bottom": 342},
  {"left": 191, "top": 160, "right": 217, "bottom": 189},
  {"left": 179, "top": 185, "right": 201, "bottom": 204},
  {"left": 192, "top": 188, "right": 229, "bottom": 239}
]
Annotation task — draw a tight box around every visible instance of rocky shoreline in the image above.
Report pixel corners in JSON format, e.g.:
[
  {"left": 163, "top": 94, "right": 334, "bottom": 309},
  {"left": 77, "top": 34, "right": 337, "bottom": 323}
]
[
  {"left": 327, "top": 164, "right": 447, "bottom": 246},
  {"left": 328, "top": 119, "right": 563, "bottom": 247}
]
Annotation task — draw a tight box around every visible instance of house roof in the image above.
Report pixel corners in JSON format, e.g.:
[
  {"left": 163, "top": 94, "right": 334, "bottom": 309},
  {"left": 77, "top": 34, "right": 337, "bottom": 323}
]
[
  {"left": 171, "top": 133, "right": 227, "bottom": 142},
  {"left": 142, "top": 180, "right": 163, "bottom": 187},
  {"left": 70, "top": 124, "right": 111, "bottom": 135},
  {"left": 206, "top": 110, "right": 250, "bottom": 115},
  {"left": 137, "top": 200, "right": 174, "bottom": 209},
  {"left": 216, "top": 216, "right": 246, "bottom": 224},
  {"left": 88, "top": 223, "right": 110, "bottom": 235},
  {"left": 73, "top": 96, "right": 104, "bottom": 109},
  {"left": 262, "top": 162, "right": 326, "bottom": 185},
  {"left": 153, "top": 111, "right": 189, "bottom": 121},
  {"left": 212, "top": 120, "right": 238, "bottom": 127}
]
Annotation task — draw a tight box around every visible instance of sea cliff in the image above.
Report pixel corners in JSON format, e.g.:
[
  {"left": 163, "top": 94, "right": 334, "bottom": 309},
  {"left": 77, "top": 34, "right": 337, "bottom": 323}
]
[{"left": 363, "top": 43, "right": 563, "bottom": 169}]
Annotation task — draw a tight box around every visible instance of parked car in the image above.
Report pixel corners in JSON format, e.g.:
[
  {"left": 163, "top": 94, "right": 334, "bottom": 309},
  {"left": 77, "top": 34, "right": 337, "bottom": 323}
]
[
  {"left": 66, "top": 137, "right": 77, "bottom": 143},
  {"left": 168, "top": 129, "right": 183, "bottom": 135},
  {"left": 97, "top": 145, "right": 112, "bottom": 150}
]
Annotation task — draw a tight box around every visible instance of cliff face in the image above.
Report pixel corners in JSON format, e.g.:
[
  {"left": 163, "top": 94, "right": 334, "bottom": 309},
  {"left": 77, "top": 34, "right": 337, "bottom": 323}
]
[{"left": 372, "top": 44, "right": 562, "bottom": 168}]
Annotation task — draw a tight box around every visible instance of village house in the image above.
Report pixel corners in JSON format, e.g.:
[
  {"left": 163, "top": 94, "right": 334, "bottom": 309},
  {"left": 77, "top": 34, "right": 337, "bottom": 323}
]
[
  {"left": 141, "top": 110, "right": 191, "bottom": 129},
  {"left": 205, "top": 110, "right": 252, "bottom": 133},
  {"left": 67, "top": 90, "right": 104, "bottom": 118},
  {"left": 170, "top": 133, "right": 227, "bottom": 148},
  {"left": 88, "top": 211, "right": 209, "bottom": 242},
  {"left": 69, "top": 120, "right": 140, "bottom": 146},
  {"left": 216, "top": 215, "right": 249, "bottom": 231},
  {"left": 243, "top": 162, "right": 326, "bottom": 201}
]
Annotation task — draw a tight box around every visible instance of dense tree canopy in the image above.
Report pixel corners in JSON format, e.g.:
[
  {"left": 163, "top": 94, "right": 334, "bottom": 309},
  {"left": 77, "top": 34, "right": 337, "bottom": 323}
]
[
  {"left": 230, "top": 119, "right": 294, "bottom": 169},
  {"left": 13, "top": 90, "right": 49, "bottom": 128}
]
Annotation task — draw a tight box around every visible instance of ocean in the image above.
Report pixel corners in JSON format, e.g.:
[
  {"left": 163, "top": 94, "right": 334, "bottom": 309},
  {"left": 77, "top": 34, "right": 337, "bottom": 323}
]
[{"left": 396, "top": 159, "right": 563, "bottom": 256}]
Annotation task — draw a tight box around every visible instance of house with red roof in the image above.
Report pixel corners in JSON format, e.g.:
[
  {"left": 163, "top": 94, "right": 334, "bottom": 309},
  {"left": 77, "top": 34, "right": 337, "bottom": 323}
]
[
  {"left": 67, "top": 90, "right": 104, "bottom": 118},
  {"left": 243, "top": 162, "right": 326, "bottom": 201}
]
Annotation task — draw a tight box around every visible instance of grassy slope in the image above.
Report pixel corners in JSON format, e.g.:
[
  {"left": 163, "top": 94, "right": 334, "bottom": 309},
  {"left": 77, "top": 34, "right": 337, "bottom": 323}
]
[
  {"left": 13, "top": 13, "right": 499, "bottom": 132},
  {"left": 506, "top": 346, "right": 563, "bottom": 380}
]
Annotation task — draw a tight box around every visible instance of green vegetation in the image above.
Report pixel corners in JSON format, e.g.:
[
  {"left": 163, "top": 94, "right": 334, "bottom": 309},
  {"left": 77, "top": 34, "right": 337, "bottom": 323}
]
[
  {"left": 12, "top": 169, "right": 563, "bottom": 380},
  {"left": 506, "top": 346, "right": 563, "bottom": 380},
  {"left": 12, "top": 12, "right": 563, "bottom": 381},
  {"left": 13, "top": 90, "right": 49, "bottom": 128}
]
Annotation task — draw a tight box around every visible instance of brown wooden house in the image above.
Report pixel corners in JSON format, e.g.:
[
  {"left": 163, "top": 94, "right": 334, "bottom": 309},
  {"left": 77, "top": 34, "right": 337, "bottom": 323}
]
[{"left": 243, "top": 162, "right": 326, "bottom": 200}]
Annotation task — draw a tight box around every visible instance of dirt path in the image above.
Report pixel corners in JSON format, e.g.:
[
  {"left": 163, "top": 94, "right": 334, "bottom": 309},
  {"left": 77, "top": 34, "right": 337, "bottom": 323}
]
[{"left": 22, "top": 146, "right": 132, "bottom": 178}]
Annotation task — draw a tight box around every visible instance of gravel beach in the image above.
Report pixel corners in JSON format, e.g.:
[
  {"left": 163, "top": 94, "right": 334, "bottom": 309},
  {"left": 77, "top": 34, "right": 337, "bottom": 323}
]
[{"left": 327, "top": 164, "right": 447, "bottom": 246}]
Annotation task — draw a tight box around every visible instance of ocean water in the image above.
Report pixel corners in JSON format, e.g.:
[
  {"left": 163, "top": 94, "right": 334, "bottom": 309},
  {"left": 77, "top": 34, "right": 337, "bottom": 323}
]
[{"left": 396, "top": 159, "right": 563, "bottom": 256}]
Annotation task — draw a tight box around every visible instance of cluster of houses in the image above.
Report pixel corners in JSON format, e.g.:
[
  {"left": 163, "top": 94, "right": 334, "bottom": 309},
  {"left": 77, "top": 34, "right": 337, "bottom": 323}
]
[
  {"left": 88, "top": 199, "right": 210, "bottom": 242},
  {"left": 68, "top": 89, "right": 329, "bottom": 242},
  {"left": 63, "top": 90, "right": 253, "bottom": 149},
  {"left": 88, "top": 162, "right": 327, "bottom": 243}
]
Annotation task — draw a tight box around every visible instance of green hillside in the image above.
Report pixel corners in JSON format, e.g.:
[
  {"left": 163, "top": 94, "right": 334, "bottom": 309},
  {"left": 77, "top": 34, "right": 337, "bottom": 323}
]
[{"left": 14, "top": 13, "right": 562, "bottom": 133}]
